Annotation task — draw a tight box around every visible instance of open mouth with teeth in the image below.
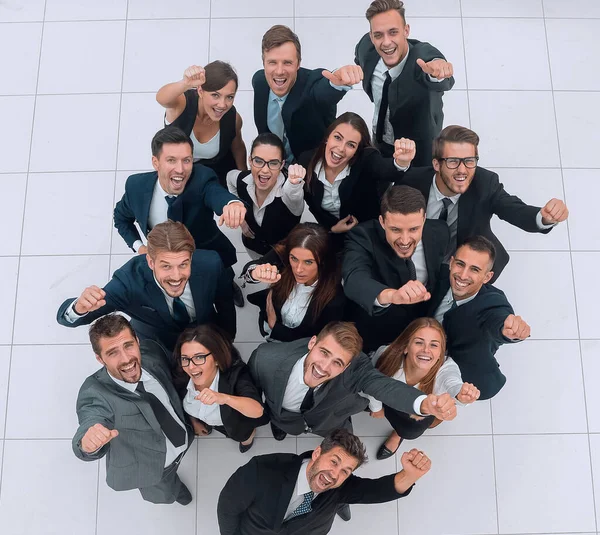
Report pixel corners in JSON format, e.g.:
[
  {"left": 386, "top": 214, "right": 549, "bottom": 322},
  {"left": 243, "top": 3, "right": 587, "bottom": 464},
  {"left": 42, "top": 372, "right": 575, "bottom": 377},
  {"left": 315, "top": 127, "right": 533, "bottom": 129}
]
[
  {"left": 328, "top": 150, "right": 344, "bottom": 166},
  {"left": 169, "top": 175, "right": 185, "bottom": 191},
  {"left": 380, "top": 45, "right": 398, "bottom": 58},
  {"left": 308, "top": 363, "right": 327, "bottom": 384},
  {"left": 256, "top": 173, "right": 272, "bottom": 187},
  {"left": 212, "top": 107, "right": 226, "bottom": 118},
  {"left": 119, "top": 360, "right": 140, "bottom": 381},
  {"left": 394, "top": 241, "right": 414, "bottom": 257},
  {"left": 163, "top": 279, "right": 185, "bottom": 296},
  {"left": 452, "top": 276, "right": 471, "bottom": 291},
  {"left": 272, "top": 77, "right": 287, "bottom": 88},
  {"left": 316, "top": 472, "right": 336, "bottom": 490},
  {"left": 416, "top": 353, "right": 433, "bottom": 363}
]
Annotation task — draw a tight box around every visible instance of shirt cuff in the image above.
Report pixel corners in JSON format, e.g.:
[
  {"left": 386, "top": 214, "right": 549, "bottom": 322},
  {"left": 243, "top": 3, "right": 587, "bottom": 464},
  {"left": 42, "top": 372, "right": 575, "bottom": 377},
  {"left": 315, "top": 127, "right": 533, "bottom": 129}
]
[
  {"left": 329, "top": 80, "right": 352, "bottom": 92},
  {"left": 132, "top": 240, "right": 143, "bottom": 253},
  {"left": 64, "top": 301, "right": 87, "bottom": 323},
  {"left": 374, "top": 297, "right": 392, "bottom": 309},
  {"left": 536, "top": 210, "right": 557, "bottom": 229},
  {"left": 413, "top": 394, "right": 427, "bottom": 416},
  {"left": 393, "top": 159, "right": 410, "bottom": 171},
  {"left": 227, "top": 199, "right": 244, "bottom": 205}
]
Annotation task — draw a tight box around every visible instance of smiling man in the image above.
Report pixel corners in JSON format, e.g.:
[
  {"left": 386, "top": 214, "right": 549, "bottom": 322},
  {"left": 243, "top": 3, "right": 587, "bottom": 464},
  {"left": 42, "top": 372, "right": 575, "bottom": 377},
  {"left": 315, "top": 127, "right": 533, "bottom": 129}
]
[
  {"left": 218, "top": 428, "right": 431, "bottom": 534},
  {"left": 57, "top": 221, "right": 235, "bottom": 351}
]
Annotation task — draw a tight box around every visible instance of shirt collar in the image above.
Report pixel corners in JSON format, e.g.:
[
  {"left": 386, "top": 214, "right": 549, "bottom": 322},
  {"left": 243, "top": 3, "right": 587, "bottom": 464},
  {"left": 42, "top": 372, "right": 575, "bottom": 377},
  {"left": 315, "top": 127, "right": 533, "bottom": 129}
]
[
  {"left": 186, "top": 370, "right": 219, "bottom": 394},
  {"left": 315, "top": 160, "right": 351, "bottom": 183},
  {"left": 108, "top": 368, "right": 151, "bottom": 392},
  {"left": 377, "top": 42, "right": 411, "bottom": 80},
  {"left": 269, "top": 89, "right": 289, "bottom": 104},
  {"left": 155, "top": 178, "right": 176, "bottom": 199},
  {"left": 295, "top": 354, "right": 308, "bottom": 387},
  {"left": 431, "top": 174, "right": 461, "bottom": 203},
  {"left": 153, "top": 274, "right": 189, "bottom": 302},
  {"left": 455, "top": 290, "right": 480, "bottom": 307},
  {"left": 296, "top": 458, "right": 315, "bottom": 497},
  {"left": 243, "top": 172, "right": 286, "bottom": 205}
]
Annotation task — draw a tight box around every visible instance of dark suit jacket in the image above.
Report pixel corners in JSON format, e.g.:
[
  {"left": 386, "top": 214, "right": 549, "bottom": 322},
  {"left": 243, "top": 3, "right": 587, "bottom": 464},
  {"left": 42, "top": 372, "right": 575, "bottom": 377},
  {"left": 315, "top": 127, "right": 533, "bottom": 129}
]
[
  {"left": 56, "top": 250, "right": 235, "bottom": 351},
  {"left": 342, "top": 219, "right": 449, "bottom": 351},
  {"left": 355, "top": 35, "right": 454, "bottom": 167},
  {"left": 248, "top": 338, "right": 423, "bottom": 437},
  {"left": 253, "top": 68, "right": 346, "bottom": 160},
  {"left": 400, "top": 165, "right": 551, "bottom": 280},
  {"left": 429, "top": 279, "right": 518, "bottom": 400},
  {"left": 218, "top": 450, "right": 411, "bottom": 535},
  {"left": 113, "top": 162, "right": 239, "bottom": 267},
  {"left": 72, "top": 339, "right": 193, "bottom": 491}
]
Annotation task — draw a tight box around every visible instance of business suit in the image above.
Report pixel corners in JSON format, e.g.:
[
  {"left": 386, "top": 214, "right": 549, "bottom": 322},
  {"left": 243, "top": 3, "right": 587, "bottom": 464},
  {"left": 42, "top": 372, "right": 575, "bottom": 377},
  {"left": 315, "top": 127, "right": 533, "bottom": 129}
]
[
  {"left": 113, "top": 162, "right": 238, "bottom": 268},
  {"left": 354, "top": 35, "right": 454, "bottom": 166},
  {"left": 72, "top": 339, "right": 193, "bottom": 502},
  {"left": 342, "top": 219, "right": 449, "bottom": 351},
  {"left": 400, "top": 165, "right": 551, "bottom": 280},
  {"left": 248, "top": 337, "right": 423, "bottom": 437},
  {"left": 218, "top": 450, "right": 411, "bottom": 535},
  {"left": 56, "top": 250, "right": 235, "bottom": 351},
  {"left": 253, "top": 68, "right": 346, "bottom": 161}
]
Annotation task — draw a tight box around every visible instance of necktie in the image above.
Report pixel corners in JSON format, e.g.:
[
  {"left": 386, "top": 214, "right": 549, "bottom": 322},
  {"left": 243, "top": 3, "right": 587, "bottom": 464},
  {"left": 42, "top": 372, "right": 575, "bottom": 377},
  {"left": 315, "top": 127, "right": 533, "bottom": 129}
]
[
  {"left": 450, "top": 299, "right": 458, "bottom": 311},
  {"left": 172, "top": 296, "right": 190, "bottom": 326},
  {"left": 405, "top": 257, "right": 417, "bottom": 281},
  {"left": 375, "top": 72, "right": 392, "bottom": 143},
  {"left": 300, "top": 388, "right": 315, "bottom": 413},
  {"left": 136, "top": 381, "right": 186, "bottom": 447},
  {"left": 288, "top": 491, "right": 315, "bottom": 520},
  {"left": 165, "top": 195, "right": 179, "bottom": 221},
  {"left": 439, "top": 197, "right": 452, "bottom": 222}
]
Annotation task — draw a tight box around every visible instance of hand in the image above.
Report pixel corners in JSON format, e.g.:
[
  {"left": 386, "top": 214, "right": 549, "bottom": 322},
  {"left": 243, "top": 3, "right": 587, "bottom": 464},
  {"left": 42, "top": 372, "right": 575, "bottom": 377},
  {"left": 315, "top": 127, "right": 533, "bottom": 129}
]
[
  {"left": 287, "top": 163, "right": 306, "bottom": 185},
  {"left": 191, "top": 418, "right": 211, "bottom": 436},
  {"left": 400, "top": 448, "right": 431, "bottom": 481},
  {"left": 321, "top": 65, "right": 363, "bottom": 86},
  {"left": 183, "top": 65, "right": 206, "bottom": 89},
  {"left": 502, "top": 314, "right": 531, "bottom": 340},
  {"left": 195, "top": 388, "right": 227, "bottom": 406},
  {"left": 74, "top": 285, "right": 106, "bottom": 315},
  {"left": 416, "top": 58, "right": 453, "bottom": 80},
  {"left": 393, "top": 138, "right": 416, "bottom": 168},
  {"left": 456, "top": 382, "right": 480, "bottom": 404},
  {"left": 387, "top": 280, "right": 431, "bottom": 305},
  {"left": 138, "top": 245, "right": 148, "bottom": 255},
  {"left": 250, "top": 263, "right": 281, "bottom": 284},
  {"left": 240, "top": 220, "right": 255, "bottom": 239},
  {"left": 218, "top": 201, "right": 246, "bottom": 229},
  {"left": 370, "top": 409, "right": 385, "bottom": 419},
  {"left": 81, "top": 423, "right": 119, "bottom": 454},
  {"left": 420, "top": 393, "right": 457, "bottom": 421},
  {"left": 540, "top": 198, "right": 569, "bottom": 225},
  {"left": 266, "top": 290, "right": 277, "bottom": 329},
  {"left": 330, "top": 215, "right": 358, "bottom": 234}
]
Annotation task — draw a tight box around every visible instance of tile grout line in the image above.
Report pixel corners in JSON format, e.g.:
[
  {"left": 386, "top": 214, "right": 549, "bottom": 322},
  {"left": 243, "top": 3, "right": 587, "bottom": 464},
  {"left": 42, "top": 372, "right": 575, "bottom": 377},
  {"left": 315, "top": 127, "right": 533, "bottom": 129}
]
[{"left": 458, "top": 0, "right": 473, "bottom": 129}]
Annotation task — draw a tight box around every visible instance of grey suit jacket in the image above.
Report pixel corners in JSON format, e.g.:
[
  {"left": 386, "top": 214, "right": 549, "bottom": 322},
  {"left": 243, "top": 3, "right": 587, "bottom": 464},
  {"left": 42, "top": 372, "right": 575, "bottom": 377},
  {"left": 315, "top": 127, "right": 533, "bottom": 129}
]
[
  {"left": 248, "top": 338, "right": 423, "bottom": 437},
  {"left": 72, "top": 339, "right": 193, "bottom": 491}
]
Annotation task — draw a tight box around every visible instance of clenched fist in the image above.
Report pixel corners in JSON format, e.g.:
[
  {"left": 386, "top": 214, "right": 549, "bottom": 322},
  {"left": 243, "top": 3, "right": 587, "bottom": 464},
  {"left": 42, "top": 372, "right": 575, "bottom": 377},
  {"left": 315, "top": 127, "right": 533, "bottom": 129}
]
[
  {"left": 456, "top": 382, "right": 480, "bottom": 404},
  {"left": 416, "top": 58, "right": 453, "bottom": 80},
  {"left": 378, "top": 280, "right": 431, "bottom": 306},
  {"left": 250, "top": 263, "right": 281, "bottom": 284},
  {"left": 183, "top": 65, "right": 206, "bottom": 90},
  {"left": 218, "top": 201, "right": 246, "bottom": 229},
  {"left": 540, "top": 198, "right": 568, "bottom": 225},
  {"left": 287, "top": 164, "right": 306, "bottom": 185},
  {"left": 400, "top": 448, "right": 431, "bottom": 480},
  {"left": 74, "top": 285, "right": 106, "bottom": 315},
  {"left": 81, "top": 423, "right": 119, "bottom": 454},
  {"left": 393, "top": 138, "right": 416, "bottom": 168},
  {"left": 502, "top": 314, "right": 530, "bottom": 340},
  {"left": 420, "top": 393, "right": 457, "bottom": 421}
]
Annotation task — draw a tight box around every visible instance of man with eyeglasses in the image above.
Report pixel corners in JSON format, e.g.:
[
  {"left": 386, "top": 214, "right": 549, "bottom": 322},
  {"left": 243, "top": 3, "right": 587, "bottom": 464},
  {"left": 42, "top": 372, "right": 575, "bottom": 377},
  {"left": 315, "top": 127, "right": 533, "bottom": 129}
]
[{"left": 399, "top": 125, "right": 569, "bottom": 280}]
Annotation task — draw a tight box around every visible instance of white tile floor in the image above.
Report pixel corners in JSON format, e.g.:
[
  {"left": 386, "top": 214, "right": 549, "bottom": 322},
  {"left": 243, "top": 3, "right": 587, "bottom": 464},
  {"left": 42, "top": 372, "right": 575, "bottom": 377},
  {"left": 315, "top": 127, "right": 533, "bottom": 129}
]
[{"left": 0, "top": 0, "right": 598, "bottom": 534}]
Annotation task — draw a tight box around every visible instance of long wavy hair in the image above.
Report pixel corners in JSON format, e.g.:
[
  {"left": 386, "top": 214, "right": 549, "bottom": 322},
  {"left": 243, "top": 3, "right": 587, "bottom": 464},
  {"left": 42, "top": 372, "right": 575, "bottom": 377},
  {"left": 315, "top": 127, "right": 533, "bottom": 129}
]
[{"left": 376, "top": 318, "right": 447, "bottom": 395}]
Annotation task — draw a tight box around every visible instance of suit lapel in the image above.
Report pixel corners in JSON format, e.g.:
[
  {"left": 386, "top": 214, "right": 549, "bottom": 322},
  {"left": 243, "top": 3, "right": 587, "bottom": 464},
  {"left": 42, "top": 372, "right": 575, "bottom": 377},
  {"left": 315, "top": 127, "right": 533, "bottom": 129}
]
[
  {"left": 274, "top": 454, "right": 310, "bottom": 530},
  {"left": 138, "top": 176, "right": 157, "bottom": 234},
  {"left": 255, "top": 74, "right": 270, "bottom": 133},
  {"left": 456, "top": 172, "right": 478, "bottom": 244},
  {"left": 374, "top": 223, "right": 412, "bottom": 283},
  {"left": 421, "top": 221, "right": 438, "bottom": 290},
  {"left": 188, "top": 254, "right": 206, "bottom": 316},
  {"left": 142, "top": 265, "right": 177, "bottom": 328},
  {"left": 281, "top": 69, "right": 308, "bottom": 130},
  {"left": 362, "top": 46, "right": 380, "bottom": 99},
  {"left": 272, "top": 352, "right": 304, "bottom": 417}
]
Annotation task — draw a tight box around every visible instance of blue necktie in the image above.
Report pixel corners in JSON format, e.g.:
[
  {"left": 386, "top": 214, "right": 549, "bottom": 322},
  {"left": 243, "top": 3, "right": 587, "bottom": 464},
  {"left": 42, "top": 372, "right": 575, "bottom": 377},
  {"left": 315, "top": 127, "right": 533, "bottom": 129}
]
[
  {"left": 267, "top": 96, "right": 294, "bottom": 164},
  {"left": 288, "top": 491, "right": 315, "bottom": 520},
  {"left": 172, "top": 297, "right": 190, "bottom": 326},
  {"left": 165, "top": 195, "right": 179, "bottom": 221}
]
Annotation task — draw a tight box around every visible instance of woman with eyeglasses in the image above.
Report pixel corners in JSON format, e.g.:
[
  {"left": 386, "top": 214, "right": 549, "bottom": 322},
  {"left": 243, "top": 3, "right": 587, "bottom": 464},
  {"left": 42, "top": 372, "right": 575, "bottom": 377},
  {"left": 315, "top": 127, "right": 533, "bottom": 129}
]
[
  {"left": 156, "top": 62, "right": 247, "bottom": 186},
  {"left": 240, "top": 222, "right": 344, "bottom": 342},
  {"left": 226, "top": 133, "right": 305, "bottom": 258},
  {"left": 173, "top": 324, "right": 265, "bottom": 453}
]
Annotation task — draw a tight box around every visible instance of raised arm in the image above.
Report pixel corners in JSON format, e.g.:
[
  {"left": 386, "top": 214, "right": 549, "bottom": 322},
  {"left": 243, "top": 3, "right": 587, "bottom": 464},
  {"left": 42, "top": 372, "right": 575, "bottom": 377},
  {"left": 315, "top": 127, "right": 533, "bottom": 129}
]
[
  {"left": 156, "top": 65, "right": 205, "bottom": 123},
  {"left": 217, "top": 458, "right": 259, "bottom": 535}
]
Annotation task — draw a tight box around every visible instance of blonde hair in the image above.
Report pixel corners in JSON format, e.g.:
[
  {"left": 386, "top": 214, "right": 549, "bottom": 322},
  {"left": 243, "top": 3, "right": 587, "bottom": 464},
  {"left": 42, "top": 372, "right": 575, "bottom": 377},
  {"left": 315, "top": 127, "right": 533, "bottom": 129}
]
[{"left": 146, "top": 220, "right": 195, "bottom": 259}]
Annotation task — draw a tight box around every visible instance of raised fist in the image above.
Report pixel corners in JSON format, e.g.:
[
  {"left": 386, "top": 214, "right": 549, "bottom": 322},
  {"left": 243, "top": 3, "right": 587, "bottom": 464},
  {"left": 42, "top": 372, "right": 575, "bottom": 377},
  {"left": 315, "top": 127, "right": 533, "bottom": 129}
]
[
  {"left": 456, "top": 382, "right": 480, "bottom": 404},
  {"left": 502, "top": 314, "right": 530, "bottom": 340},
  {"left": 393, "top": 138, "right": 416, "bottom": 168},
  {"left": 250, "top": 263, "right": 281, "bottom": 284},
  {"left": 390, "top": 280, "right": 431, "bottom": 305},
  {"left": 81, "top": 423, "right": 119, "bottom": 454},
  {"left": 74, "top": 285, "right": 106, "bottom": 315},
  {"left": 420, "top": 393, "right": 456, "bottom": 421},
  {"left": 183, "top": 65, "right": 206, "bottom": 89},
  {"left": 540, "top": 198, "right": 569, "bottom": 225},
  {"left": 287, "top": 164, "right": 306, "bottom": 185},
  {"left": 400, "top": 448, "right": 431, "bottom": 480}
]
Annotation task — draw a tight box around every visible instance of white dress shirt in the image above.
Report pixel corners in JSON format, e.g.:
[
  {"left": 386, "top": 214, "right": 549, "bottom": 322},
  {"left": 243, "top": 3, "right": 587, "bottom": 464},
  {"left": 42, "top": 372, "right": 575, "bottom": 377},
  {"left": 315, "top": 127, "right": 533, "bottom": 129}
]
[
  {"left": 182, "top": 373, "right": 223, "bottom": 426},
  {"left": 315, "top": 160, "right": 351, "bottom": 219},
  {"left": 434, "top": 288, "right": 479, "bottom": 323},
  {"left": 280, "top": 281, "right": 317, "bottom": 329},
  {"left": 284, "top": 459, "right": 318, "bottom": 521},
  {"left": 109, "top": 369, "right": 188, "bottom": 467},
  {"left": 281, "top": 355, "right": 311, "bottom": 412}
]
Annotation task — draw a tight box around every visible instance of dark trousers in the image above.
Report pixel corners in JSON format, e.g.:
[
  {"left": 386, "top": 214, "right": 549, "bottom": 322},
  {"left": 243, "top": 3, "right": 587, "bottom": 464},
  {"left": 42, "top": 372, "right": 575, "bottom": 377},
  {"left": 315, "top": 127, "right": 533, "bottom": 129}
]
[
  {"left": 138, "top": 452, "right": 186, "bottom": 504},
  {"left": 384, "top": 405, "right": 434, "bottom": 440}
]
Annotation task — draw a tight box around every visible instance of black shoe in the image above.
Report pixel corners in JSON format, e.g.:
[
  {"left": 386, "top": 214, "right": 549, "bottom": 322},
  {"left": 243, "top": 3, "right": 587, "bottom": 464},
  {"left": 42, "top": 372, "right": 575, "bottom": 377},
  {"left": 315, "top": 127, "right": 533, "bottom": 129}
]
[
  {"left": 175, "top": 483, "right": 192, "bottom": 506},
  {"left": 376, "top": 437, "right": 402, "bottom": 460},
  {"left": 336, "top": 504, "right": 351, "bottom": 522},
  {"left": 233, "top": 281, "right": 245, "bottom": 308},
  {"left": 239, "top": 438, "right": 255, "bottom": 453},
  {"left": 270, "top": 422, "right": 287, "bottom": 441}
]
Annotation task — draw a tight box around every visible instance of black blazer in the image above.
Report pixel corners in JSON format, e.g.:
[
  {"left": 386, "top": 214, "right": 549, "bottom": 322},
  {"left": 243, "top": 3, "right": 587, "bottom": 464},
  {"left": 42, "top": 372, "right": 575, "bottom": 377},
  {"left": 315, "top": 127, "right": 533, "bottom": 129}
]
[
  {"left": 355, "top": 35, "right": 454, "bottom": 166},
  {"left": 218, "top": 450, "right": 412, "bottom": 535},
  {"left": 400, "top": 165, "right": 550, "bottom": 280},
  {"left": 56, "top": 250, "right": 235, "bottom": 351},
  {"left": 253, "top": 67, "right": 346, "bottom": 160},
  {"left": 342, "top": 219, "right": 449, "bottom": 351},
  {"left": 113, "top": 162, "right": 239, "bottom": 267},
  {"left": 429, "top": 278, "right": 518, "bottom": 400},
  {"left": 298, "top": 147, "right": 405, "bottom": 230}
]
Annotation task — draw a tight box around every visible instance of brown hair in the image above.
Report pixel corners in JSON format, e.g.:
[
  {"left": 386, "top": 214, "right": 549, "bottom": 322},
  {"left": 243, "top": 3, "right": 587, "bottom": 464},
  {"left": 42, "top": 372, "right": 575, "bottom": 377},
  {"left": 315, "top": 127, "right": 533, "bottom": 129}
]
[
  {"left": 306, "top": 112, "right": 373, "bottom": 191},
  {"left": 271, "top": 223, "right": 340, "bottom": 323},
  {"left": 376, "top": 318, "right": 446, "bottom": 395},
  {"left": 89, "top": 314, "right": 136, "bottom": 356},
  {"left": 432, "top": 125, "right": 480, "bottom": 160},
  {"left": 320, "top": 428, "right": 368, "bottom": 468},
  {"left": 146, "top": 220, "right": 196, "bottom": 260},
  {"left": 315, "top": 321, "right": 363, "bottom": 360},
  {"left": 201, "top": 60, "right": 238, "bottom": 92},
  {"left": 261, "top": 24, "right": 301, "bottom": 62},
  {"left": 366, "top": 0, "right": 406, "bottom": 23},
  {"left": 380, "top": 184, "right": 426, "bottom": 217},
  {"left": 457, "top": 235, "right": 496, "bottom": 268}
]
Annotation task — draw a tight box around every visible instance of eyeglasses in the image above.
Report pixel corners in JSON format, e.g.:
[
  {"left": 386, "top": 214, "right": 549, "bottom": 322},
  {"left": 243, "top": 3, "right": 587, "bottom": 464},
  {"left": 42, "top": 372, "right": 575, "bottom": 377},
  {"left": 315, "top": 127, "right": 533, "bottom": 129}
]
[
  {"left": 251, "top": 156, "right": 283, "bottom": 170},
  {"left": 180, "top": 353, "right": 212, "bottom": 367},
  {"left": 438, "top": 156, "right": 479, "bottom": 169}
]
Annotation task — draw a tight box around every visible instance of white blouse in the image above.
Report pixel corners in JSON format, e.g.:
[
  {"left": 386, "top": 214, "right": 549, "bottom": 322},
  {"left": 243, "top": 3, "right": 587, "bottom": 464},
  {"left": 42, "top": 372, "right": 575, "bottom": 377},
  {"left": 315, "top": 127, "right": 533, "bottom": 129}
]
[
  {"left": 315, "top": 160, "right": 351, "bottom": 219},
  {"left": 183, "top": 372, "right": 223, "bottom": 426},
  {"left": 190, "top": 129, "right": 220, "bottom": 160},
  {"left": 280, "top": 281, "right": 317, "bottom": 328}
]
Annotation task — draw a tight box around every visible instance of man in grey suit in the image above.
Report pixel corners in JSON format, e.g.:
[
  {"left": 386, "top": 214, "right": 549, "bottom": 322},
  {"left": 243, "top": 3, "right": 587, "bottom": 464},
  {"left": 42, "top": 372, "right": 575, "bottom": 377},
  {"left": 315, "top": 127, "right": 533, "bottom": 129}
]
[{"left": 72, "top": 314, "right": 194, "bottom": 505}]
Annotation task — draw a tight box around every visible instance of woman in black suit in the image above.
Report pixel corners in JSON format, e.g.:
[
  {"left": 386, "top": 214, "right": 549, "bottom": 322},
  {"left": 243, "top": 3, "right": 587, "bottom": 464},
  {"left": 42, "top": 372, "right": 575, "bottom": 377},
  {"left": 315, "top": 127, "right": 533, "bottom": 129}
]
[
  {"left": 173, "top": 324, "right": 264, "bottom": 453},
  {"left": 241, "top": 222, "right": 345, "bottom": 342}
]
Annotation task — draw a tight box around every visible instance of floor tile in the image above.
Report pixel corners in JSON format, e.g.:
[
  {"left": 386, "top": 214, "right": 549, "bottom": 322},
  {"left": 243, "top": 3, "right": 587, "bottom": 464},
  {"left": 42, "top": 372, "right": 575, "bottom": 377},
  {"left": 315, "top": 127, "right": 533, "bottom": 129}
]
[
  {"left": 5, "top": 344, "right": 99, "bottom": 439},
  {"left": 554, "top": 91, "right": 600, "bottom": 169},
  {"left": 469, "top": 90, "right": 559, "bottom": 167},
  {"left": 30, "top": 94, "right": 120, "bottom": 172},
  {"left": 492, "top": 340, "right": 587, "bottom": 434},
  {"left": 44, "top": 0, "right": 127, "bottom": 21},
  {"left": 563, "top": 169, "right": 600, "bottom": 251},
  {"left": 212, "top": 0, "right": 293, "bottom": 18},
  {"left": 232, "top": 90, "right": 257, "bottom": 153},
  {"left": 0, "top": 22, "right": 42, "bottom": 95},
  {"left": 426, "top": 399, "right": 493, "bottom": 436},
  {"left": 494, "top": 251, "right": 578, "bottom": 340},
  {"left": 544, "top": 0, "right": 600, "bottom": 18},
  {"left": 495, "top": 434, "right": 596, "bottom": 533},
  {"left": 109, "top": 254, "right": 135, "bottom": 274},
  {"left": 122, "top": 19, "right": 209, "bottom": 93},
  {"left": 464, "top": 18, "right": 550, "bottom": 90},
  {"left": 209, "top": 18, "right": 294, "bottom": 92},
  {"left": 489, "top": 167, "right": 570, "bottom": 251},
  {"left": 21, "top": 172, "right": 114, "bottom": 255},
  {"left": 590, "top": 434, "right": 600, "bottom": 525},
  {"left": 0, "top": 257, "right": 19, "bottom": 345},
  {"left": 294, "top": 0, "right": 367, "bottom": 17},
  {"left": 38, "top": 21, "right": 126, "bottom": 94},
  {"left": 0, "top": 96, "right": 35, "bottom": 173},
  {"left": 336, "top": 88, "right": 377, "bottom": 130},
  {"left": 351, "top": 408, "right": 394, "bottom": 438},
  {"left": 400, "top": 0, "right": 462, "bottom": 17},
  {"left": 581, "top": 340, "right": 600, "bottom": 433},
  {"left": 0, "top": 0, "right": 44, "bottom": 21},
  {"left": 0, "top": 174, "right": 27, "bottom": 256},
  {"left": 234, "top": 341, "right": 261, "bottom": 363},
  {"left": 441, "top": 89, "right": 471, "bottom": 129},
  {"left": 572, "top": 252, "right": 600, "bottom": 339},
  {"left": 462, "top": 0, "right": 543, "bottom": 17},
  {"left": 13, "top": 255, "right": 111, "bottom": 345},
  {"left": 0, "top": 347, "right": 11, "bottom": 437},
  {"left": 0, "top": 440, "right": 98, "bottom": 535},
  {"left": 126, "top": 0, "right": 210, "bottom": 19},
  {"left": 397, "top": 436, "right": 498, "bottom": 535},
  {"left": 233, "top": 252, "right": 268, "bottom": 343}
]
